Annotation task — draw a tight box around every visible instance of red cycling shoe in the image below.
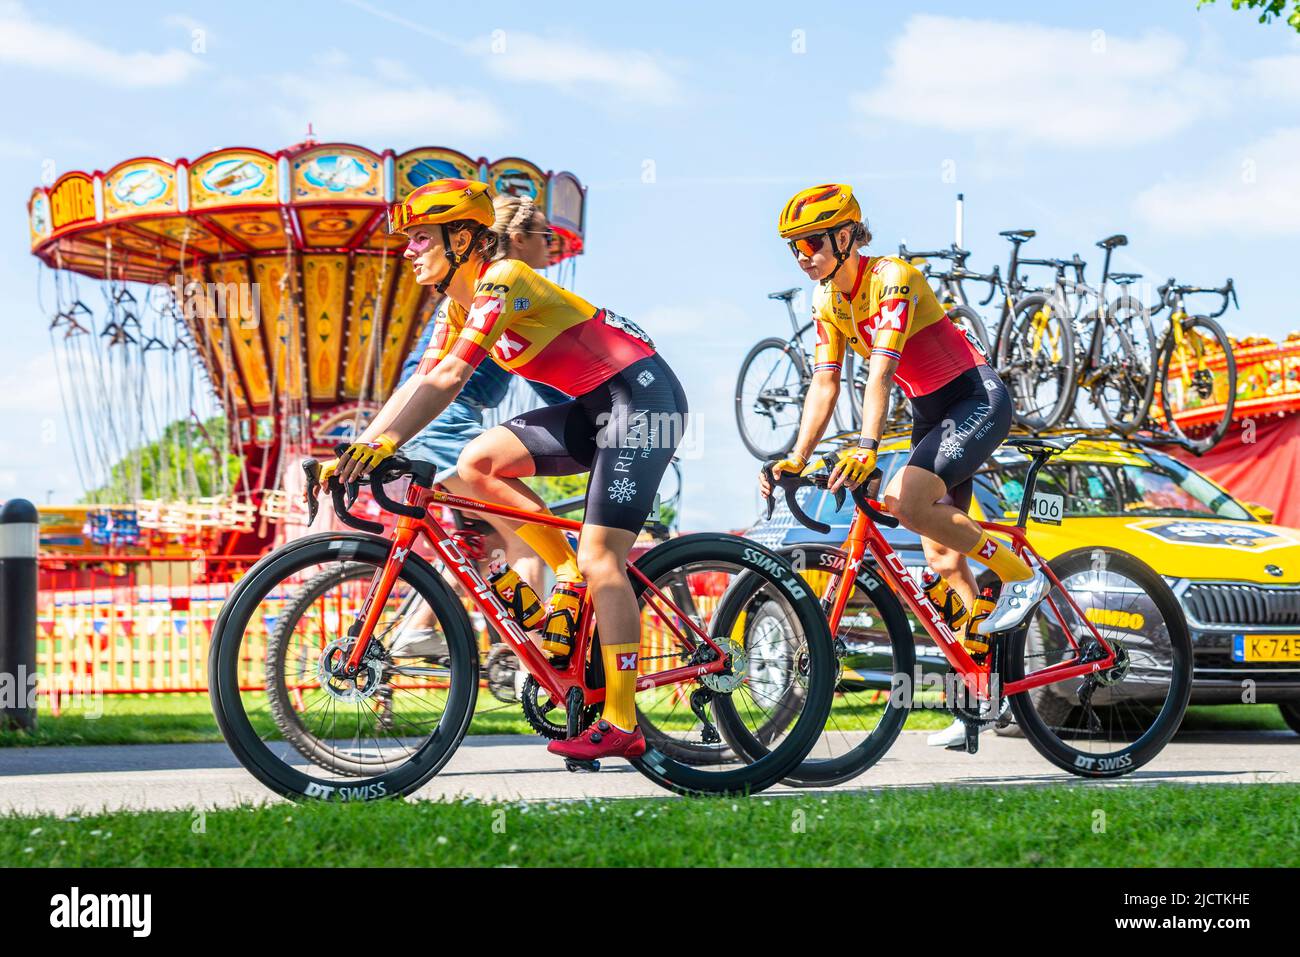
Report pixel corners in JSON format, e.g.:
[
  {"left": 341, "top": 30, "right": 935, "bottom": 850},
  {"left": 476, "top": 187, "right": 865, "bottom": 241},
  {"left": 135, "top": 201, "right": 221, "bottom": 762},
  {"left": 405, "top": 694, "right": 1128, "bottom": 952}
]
[{"left": 547, "top": 720, "right": 646, "bottom": 762}]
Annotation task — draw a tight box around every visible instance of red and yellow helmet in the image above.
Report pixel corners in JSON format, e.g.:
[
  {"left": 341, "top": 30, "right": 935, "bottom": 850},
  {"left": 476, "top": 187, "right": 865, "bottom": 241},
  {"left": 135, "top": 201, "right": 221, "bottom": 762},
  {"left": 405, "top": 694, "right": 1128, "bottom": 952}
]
[
  {"left": 778, "top": 183, "right": 861, "bottom": 238},
  {"left": 388, "top": 178, "right": 495, "bottom": 234}
]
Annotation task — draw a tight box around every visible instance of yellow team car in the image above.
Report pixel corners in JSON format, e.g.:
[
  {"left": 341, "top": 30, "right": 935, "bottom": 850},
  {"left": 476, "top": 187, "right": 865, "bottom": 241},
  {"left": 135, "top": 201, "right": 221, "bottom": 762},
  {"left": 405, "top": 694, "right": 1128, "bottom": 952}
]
[{"left": 747, "top": 434, "right": 1300, "bottom": 732}]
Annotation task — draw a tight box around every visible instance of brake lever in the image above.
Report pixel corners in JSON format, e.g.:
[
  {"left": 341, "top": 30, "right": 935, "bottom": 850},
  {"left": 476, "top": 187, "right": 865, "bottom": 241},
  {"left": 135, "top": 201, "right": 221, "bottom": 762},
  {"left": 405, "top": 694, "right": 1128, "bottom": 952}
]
[
  {"left": 760, "top": 462, "right": 831, "bottom": 534},
  {"left": 301, "top": 459, "right": 321, "bottom": 526}
]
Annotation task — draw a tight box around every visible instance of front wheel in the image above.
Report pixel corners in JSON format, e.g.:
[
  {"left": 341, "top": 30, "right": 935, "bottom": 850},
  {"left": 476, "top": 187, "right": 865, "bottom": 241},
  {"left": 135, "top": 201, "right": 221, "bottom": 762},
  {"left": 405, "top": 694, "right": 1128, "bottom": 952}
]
[
  {"left": 210, "top": 533, "right": 480, "bottom": 803},
  {"left": 1005, "top": 549, "right": 1192, "bottom": 778},
  {"left": 948, "top": 304, "right": 992, "bottom": 359},
  {"left": 1156, "top": 315, "right": 1237, "bottom": 453},
  {"left": 735, "top": 337, "right": 808, "bottom": 460},
  {"left": 1092, "top": 296, "right": 1157, "bottom": 435},
  {"left": 996, "top": 293, "right": 1077, "bottom": 432}
]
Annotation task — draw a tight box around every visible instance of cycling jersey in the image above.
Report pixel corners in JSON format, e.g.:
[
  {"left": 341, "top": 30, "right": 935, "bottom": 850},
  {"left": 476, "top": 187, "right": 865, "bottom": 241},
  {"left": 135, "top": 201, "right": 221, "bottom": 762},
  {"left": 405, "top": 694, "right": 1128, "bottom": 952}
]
[
  {"left": 811, "top": 255, "right": 983, "bottom": 399},
  {"left": 416, "top": 258, "right": 655, "bottom": 395}
]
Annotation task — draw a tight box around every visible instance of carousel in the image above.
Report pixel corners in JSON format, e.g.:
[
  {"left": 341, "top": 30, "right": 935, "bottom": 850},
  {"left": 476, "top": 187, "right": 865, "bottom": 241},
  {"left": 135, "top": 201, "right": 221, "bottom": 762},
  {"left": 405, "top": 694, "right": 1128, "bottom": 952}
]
[{"left": 29, "top": 136, "right": 587, "bottom": 556}]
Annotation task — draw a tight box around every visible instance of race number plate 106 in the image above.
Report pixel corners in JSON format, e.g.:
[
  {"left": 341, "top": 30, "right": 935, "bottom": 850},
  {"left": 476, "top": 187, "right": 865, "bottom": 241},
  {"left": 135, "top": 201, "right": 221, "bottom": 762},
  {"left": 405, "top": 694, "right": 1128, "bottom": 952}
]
[{"left": 1029, "top": 490, "right": 1064, "bottom": 525}]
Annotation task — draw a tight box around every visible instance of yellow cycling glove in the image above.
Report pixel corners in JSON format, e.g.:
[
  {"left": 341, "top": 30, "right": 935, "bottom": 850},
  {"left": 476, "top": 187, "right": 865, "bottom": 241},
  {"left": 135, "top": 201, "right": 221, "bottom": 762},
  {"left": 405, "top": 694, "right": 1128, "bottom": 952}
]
[
  {"left": 769, "top": 453, "right": 808, "bottom": 479},
  {"left": 342, "top": 434, "right": 398, "bottom": 473},
  {"left": 833, "top": 446, "right": 877, "bottom": 487}
]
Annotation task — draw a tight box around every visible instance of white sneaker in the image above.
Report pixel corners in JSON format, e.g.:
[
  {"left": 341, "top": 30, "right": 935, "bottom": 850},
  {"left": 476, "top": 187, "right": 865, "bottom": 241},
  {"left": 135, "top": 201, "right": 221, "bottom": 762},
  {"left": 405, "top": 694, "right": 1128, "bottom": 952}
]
[
  {"left": 387, "top": 627, "right": 448, "bottom": 659},
  {"left": 976, "top": 567, "right": 1050, "bottom": 635}
]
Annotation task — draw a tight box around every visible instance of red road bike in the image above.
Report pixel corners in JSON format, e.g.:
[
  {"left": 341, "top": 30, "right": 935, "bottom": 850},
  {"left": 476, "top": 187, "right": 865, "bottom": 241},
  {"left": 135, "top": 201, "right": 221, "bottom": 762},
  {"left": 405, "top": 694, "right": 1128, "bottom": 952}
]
[
  {"left": 209, "top": 454, "right": 837, "bottom": 800},
  {"left": 758, "top": 435, "right": 1192, "bottom": 786}
]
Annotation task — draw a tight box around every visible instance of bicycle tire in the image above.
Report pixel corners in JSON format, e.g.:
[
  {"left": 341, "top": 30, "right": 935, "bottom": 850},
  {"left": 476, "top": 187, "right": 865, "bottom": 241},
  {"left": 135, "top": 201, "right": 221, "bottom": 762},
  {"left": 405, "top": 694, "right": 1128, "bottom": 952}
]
[
  {"left": 775, "top": 544, "right": 915, "bottom": 786},
  {"left": 1093, "top": 296, "right": 1157, "bottom": 436},
  {"left": 948, "top": 304, "right": 992, "bottom": 359},
  {"left": 210, "top": 533, "right": 480, "bottom": 803},
  {"left": 735, "top": 336, "right": 809, "bottom": 460},
  {"left": 264, "top": 560, "right": 395, "bottom": 775},
  {"left": 623, "top": 534, "right": 837, "bottom": 796},
  {"left": 995, "top": 292, "right": 1077, "bottom": 432},
  {"left": 1005, "top": 549, "right": 1192, "bottom": 778},
  {"left": 1157, "top": 314, "right": 1237, "bottom": 453}
]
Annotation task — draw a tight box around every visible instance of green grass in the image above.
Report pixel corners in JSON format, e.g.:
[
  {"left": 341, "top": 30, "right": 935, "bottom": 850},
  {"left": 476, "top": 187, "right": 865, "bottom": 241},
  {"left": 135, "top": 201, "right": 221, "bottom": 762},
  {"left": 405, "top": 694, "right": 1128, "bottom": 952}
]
[
  {"left": 1, "top": 784, "right": 1295, "bottom": 867},
  {"left": 2, "top": 691, "right": 1287, "bottom": 749}
]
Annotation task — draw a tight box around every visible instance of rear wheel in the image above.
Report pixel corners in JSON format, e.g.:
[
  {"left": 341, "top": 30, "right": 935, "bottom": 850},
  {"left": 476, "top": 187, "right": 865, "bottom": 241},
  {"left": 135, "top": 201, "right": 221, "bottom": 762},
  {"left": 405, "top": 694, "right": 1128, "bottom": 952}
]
[
  {"left": 1006, "top": 549, "right": 1191, "bottom": 777},
  {"left": 626, "top": 534, "right": 837, "bottom": 795},
  {"left": 735, "top": 337, "right": 808, "bottom": 460}
]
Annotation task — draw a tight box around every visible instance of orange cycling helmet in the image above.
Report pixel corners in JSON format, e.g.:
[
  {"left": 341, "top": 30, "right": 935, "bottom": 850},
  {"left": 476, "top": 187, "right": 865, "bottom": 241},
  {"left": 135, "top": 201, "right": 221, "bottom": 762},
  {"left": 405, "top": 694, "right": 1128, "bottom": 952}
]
[
  {"left": 389, "top": 178, "right": 495, "bottom": 293},
  {"left": 778, "top": 183, "right": 862, "bottom": 282}
]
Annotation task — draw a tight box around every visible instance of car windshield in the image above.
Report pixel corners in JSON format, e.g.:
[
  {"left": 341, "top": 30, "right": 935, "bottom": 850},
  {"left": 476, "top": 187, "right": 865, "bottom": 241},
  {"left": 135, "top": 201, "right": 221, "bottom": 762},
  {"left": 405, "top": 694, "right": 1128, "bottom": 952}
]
[{"left": 972, "top": 449, "right": 1252, "bottom": 521}]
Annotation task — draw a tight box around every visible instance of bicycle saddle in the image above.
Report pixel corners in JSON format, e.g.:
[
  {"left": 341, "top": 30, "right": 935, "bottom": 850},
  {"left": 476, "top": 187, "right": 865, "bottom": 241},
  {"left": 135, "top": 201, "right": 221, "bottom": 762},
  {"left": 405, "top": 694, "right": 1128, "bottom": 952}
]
[
  {"left": 767, "top": 288, "right": 799, "bottom": 302},
  {"left": 1009, "top": 436, "right": 1077, "bottom": 457},
  {"left": 999, "top": 229, "right": 1036, "bottom": 243},
  {"left": 1096, "top": 234, "right": 1128, "bottom": 250},
  {"left": 1110, "top": 272, "right": 1142, "bottom": 285}
]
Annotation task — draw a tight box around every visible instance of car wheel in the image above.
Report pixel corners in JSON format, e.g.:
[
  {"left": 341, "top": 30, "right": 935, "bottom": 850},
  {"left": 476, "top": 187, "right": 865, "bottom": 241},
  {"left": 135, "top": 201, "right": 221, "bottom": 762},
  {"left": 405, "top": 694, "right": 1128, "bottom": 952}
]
[{"left": 1278, "top": 702, "right": 1300, "bottom": 735}]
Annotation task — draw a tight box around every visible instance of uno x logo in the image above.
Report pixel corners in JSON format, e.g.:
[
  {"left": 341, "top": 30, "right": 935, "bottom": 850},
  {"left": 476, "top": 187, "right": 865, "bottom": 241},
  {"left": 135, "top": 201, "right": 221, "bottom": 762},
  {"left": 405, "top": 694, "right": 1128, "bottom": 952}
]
[
  {"left": 617, "top": 652, "right": 638, "bottom": 671},
  {"left": 468, "top": 296, "right": 504, "bottom": 330},
  {"left": 493, "top": 330, "right": 529, "bottom": 361},
  {"left": 877, "top": 299, "right": 909, "bottom": 332},
  {"left": 979, "top": 538, "right": 998, "bottom": 560}
]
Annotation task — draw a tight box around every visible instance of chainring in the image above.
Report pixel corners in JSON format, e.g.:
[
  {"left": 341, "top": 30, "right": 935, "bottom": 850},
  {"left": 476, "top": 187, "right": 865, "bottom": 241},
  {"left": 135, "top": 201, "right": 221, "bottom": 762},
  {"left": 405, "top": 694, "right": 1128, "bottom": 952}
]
[{"left": 519, "top": 675, "right": 600, "bottom": 741}]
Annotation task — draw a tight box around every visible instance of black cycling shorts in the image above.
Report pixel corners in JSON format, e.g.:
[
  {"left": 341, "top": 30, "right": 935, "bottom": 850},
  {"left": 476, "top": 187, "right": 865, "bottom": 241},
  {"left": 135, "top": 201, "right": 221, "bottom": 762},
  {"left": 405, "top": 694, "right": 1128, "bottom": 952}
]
[
  {"left": 907, "top": 365, "right": 1012, "bottom": 512},
  {"left": 499, "top": 354, "right": 688, "bottom": 532}
]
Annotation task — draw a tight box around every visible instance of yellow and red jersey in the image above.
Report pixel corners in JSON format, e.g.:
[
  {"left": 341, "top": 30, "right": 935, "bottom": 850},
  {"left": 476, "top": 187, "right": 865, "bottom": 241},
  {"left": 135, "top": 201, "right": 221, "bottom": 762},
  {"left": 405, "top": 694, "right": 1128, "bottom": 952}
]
[
  {"left": 811, "top": 255, "right": 984, "bottom": 399},
  {"left": 416, "top": 259, "right": 655, "bottom": 395}
]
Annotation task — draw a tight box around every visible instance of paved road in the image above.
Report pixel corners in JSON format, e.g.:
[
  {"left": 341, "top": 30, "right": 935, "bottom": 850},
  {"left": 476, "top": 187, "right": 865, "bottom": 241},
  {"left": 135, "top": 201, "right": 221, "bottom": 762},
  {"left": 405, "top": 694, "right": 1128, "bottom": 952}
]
[{"left": 1, "top": 730, "right": 1296, "bottom": 816}]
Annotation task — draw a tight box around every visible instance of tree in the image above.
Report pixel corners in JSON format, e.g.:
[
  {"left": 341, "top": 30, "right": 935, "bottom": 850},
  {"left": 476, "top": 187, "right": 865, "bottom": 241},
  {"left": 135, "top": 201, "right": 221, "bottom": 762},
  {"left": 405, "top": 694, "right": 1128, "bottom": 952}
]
[
  {"left": 81, "top": 416, "right": 241, "bottom": 504},
  {"left": 1197, "top": 0, "right": 1300, "bottom": 33}
]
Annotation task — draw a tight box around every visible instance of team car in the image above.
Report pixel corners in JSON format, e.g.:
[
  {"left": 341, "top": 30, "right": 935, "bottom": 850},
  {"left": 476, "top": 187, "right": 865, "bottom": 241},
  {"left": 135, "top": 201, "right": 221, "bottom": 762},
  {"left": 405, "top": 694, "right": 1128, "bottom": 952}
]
[{"left": 747, "top": 434, "right": 1300, "bottom": 732}]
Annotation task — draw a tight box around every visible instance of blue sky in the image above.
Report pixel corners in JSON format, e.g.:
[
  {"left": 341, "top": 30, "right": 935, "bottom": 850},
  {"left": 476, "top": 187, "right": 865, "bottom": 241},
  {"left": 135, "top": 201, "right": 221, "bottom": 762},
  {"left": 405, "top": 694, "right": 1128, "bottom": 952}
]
[{"left": 3, "top": 0, "right": 1298, "bottom": 528}]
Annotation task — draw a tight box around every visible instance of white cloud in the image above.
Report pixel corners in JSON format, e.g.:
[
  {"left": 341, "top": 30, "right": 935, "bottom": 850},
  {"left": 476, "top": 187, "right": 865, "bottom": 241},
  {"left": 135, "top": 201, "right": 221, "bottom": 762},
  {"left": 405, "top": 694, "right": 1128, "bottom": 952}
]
[
  {"left": 342, "top": 1, "right": 684, "bottom": 106},
  {"left": 272, "top": 60, "right": 507, "bottom": 141},
  {"left": 0, "top": 1, "right": 204, "bottom": 87},
  {"left": 853, "top": 15, "right": 1223, "bottom": 147},
  {"left": 480, "top": 32, "right": 682, "bottom": 107},
  {"left": 1134, "top": 127, "right": 1300, "bottom": 237},
  {"left": 1245, "top": 54, "right": 1300, "bottom": 100}
]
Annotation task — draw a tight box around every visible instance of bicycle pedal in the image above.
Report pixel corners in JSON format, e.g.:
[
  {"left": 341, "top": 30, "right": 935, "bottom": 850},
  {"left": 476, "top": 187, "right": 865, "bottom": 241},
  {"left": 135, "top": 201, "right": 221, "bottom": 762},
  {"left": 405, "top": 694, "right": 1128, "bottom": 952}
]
[{"left": 564, "top": 758, "right": 600, "bottom": 773}]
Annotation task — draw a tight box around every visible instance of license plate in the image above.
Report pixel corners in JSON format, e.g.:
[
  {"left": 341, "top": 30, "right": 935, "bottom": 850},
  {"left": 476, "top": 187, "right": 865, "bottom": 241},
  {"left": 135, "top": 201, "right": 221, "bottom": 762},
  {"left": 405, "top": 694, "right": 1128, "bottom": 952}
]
[
  {"left": 1232, "top": 634, "right": 1300, "bottom": 662},
  {"left": 1029, "top": 490, "right": 1064, "bottom": 525}
]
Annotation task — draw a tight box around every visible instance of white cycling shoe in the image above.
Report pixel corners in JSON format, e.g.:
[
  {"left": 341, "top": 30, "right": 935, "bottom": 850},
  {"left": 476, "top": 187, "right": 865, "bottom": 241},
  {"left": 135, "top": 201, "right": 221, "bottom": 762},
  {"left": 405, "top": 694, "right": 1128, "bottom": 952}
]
[
  {"left": 927, "top": 697, "right": 1011, "bottom": 750},
  {"left": 975, "top": 567, "right": 1050, "bottom": 635},
  {"left": 927, "top": 719, "right": 973, "bottom": 749}
]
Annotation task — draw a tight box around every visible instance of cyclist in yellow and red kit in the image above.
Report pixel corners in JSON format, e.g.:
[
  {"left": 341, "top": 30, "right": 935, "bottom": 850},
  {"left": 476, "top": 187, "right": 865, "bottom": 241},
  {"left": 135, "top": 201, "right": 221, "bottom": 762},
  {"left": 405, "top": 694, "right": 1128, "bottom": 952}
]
[{"left": 759, "top": 184, "right": 1050, "bottom": 745}]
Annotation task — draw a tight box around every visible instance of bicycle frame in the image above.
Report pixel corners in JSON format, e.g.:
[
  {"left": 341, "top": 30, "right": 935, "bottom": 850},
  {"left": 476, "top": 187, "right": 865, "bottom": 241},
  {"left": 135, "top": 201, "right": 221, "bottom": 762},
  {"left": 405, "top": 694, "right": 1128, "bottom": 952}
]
[
  {"left": 338, "top": 482, "right": 730, "bottom": 709},
  {"left": 820, "top": 489, "right": 1117, "bottom": 702}
]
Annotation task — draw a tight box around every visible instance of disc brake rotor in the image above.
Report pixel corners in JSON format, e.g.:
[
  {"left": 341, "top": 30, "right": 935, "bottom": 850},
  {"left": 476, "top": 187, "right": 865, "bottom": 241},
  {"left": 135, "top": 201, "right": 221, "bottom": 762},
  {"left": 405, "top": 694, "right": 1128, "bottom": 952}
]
[
  {"left": 700, "top": 635, "right": 748, "bottom": 693},
  {"left": 318, "top": 638, "right": 385, "bottom": 703}
]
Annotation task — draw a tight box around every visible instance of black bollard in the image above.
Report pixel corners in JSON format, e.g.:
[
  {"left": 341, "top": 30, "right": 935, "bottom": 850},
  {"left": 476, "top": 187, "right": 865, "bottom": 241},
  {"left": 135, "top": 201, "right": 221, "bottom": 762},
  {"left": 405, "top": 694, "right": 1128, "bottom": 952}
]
[{"left": 0, "top": 498, "right": 38, "bottom": 731}]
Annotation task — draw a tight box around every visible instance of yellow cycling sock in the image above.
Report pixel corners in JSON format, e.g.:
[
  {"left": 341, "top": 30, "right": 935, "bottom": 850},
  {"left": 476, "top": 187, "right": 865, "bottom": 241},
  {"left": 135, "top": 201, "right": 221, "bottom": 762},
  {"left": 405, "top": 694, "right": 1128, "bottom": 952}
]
[
  {"left": 514, "top": 523, "right": 582, "bottom": 583},
  {"left": 966, "top": 531, "right": 1032, "bottom": 582},
  {"left": 600, "top": 641, "right": 640, "bottom": 731}
]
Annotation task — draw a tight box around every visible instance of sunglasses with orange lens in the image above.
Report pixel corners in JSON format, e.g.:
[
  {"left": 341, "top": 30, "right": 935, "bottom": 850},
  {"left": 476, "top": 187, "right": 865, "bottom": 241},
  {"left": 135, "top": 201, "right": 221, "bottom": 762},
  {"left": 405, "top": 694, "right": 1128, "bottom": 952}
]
[{"left": 788, "top": 232, "right": 830, "bottom": 258}]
